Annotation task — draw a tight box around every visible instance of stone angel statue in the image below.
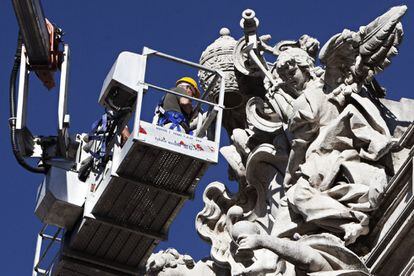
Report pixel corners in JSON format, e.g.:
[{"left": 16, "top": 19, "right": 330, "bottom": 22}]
[
  {"left": 233, "top": 5, "right": 408, "bottom": 276},
  {"left": 197, "top": 5, "right": 407, "bottom": 276},
  {"left": 148, "top": 5, "right": 409, "bottom": 276},
  {"left": 266, "top": 5, "right": 406, "bottom": 243}
]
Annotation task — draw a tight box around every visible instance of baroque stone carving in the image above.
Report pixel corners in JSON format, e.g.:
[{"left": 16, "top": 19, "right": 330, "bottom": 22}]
[
  {"left": 146, "top": 248, "right": 228, "bottom": 276},
  {"left": 148, "top": 5, "right": 412, "bottom": 276}
]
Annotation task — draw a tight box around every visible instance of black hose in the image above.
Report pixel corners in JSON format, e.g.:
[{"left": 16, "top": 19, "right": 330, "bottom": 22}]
[{"left": 9, "top": 32, "right": 47, "bottom": 174}]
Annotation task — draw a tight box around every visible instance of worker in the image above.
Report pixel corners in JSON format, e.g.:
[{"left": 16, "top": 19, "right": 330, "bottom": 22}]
[
  {"left": 120, "top": 77, "right": 200, "bottom": 146},
  {"left": 154, "top": 77, "right": 200, "bottom": 134}
]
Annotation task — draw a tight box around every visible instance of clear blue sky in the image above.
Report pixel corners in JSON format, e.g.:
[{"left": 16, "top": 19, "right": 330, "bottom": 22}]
[{"left": 0, "top": 1, "right": 412, "bottom": 274}]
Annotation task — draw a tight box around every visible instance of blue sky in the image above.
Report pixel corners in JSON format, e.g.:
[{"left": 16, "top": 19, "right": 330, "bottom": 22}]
[{"left": 0, "top": 1, "right": 412, "bottom": 274}]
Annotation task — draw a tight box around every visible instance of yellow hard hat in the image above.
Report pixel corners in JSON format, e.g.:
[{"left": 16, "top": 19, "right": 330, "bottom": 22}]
[{"left": 176, "top": 77, "right": 200, "bottom": 98}]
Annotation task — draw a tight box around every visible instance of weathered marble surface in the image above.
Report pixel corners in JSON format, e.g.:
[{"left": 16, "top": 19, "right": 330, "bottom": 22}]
[{"left": 147, "top": 5, "right": 412, "bottom": 276}]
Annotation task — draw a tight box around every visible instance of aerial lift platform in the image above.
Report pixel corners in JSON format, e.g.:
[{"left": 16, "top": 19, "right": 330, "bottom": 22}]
[
  {"left": 31, "top": 48, "right": 225, "bottom": 275},
  {"left": 10, "top": 1, "right": 225, "bottom": 275},
  {"left": 47, "top": 49, "right": 224, "bottom": 275}
]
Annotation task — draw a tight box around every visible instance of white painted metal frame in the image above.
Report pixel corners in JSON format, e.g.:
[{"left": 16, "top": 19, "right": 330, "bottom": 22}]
[
  {"left": 58, "top": 44, "right": 70, "bottom": 132},
  {"left": 130, "top": 47, "right": 225, "bottom": 163},
  {"left": 42, "top": 48, "right": 223, "bottom": 276},
  {"left": 15, "top": 44, "right": 71, "bottom": 158},
  {"left": 16, "top": 45, "right": 29, "bottom": 130}
]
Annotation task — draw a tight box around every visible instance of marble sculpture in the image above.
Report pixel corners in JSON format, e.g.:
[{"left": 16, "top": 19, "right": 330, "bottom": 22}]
[{"left": 147, "top": 6, "right": 411, "bottom": 276}]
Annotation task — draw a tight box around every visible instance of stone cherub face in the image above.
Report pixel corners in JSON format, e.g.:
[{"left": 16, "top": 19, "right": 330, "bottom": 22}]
[
  {"left": 146, "top": 248, "right": 195, "bottom": 276},
  {"left": 274, "top": 47, "right": 314, "bottom": 98}
]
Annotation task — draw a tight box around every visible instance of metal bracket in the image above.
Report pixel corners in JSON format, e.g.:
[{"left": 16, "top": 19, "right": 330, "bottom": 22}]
[
  {"left": 15, "top": 44, "right": 72, "bottom": 160},
  {"left": 57, "top": 44, "right": 71, "bottom": 158},
  {"left": 142, "top": 46, "right": 158, "bottom": 56}
]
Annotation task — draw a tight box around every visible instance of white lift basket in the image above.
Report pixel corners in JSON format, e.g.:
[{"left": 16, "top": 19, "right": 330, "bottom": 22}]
[{"left": 48, "top": 47, "right": 225, "bottom": 275}]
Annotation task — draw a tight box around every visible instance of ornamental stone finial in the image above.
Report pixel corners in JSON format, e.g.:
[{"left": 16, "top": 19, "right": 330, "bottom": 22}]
[
  {"left": 199, "top": 27, "right": 242, "bottom": 110},
  {"left": 219, "top": 27, "right": 230, "bottom": 36}
]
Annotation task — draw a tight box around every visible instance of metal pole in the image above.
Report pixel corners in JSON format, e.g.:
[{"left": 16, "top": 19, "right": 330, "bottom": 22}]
[
  {"left": 143, "top": 82, "right": 221, "bottom": 108},
  {"left": 214, "top": 72, "right": 225, "bottom": 144},
  {"left": 143, "top": 47, "right": 217, "bottom": 73},
  {"left": 57, "top": 44, "right": 70, "bottom": 158},
  {"left": 192, "top": 73, "right": 220, "bottom": 118},
  {"left": 132, "top": 86, "right": 145, "bottom": 139},
  {"left": 32, "top": 231, "right": 43, "bottom": 276},
  {"left": 44, "top": 249, "right": 61, "bottom": 275},
  {"left": 58, "top": 44, "right": 70, "bottom": 131},
  {"left": 39, "top": 223, "right": 47, "bottom": 235},
  {"left": 40, "top": 233, "right": 62, "bottom": 242},
  {"left": 196, "top": 109, "right": 218, "bottom": 138},
  {"left": 16, "top": 45, "right": 29, "bottom": 130},
  {"left": 132, "top": 55, "right": 147, "bottom": 139},
  {"left": 203, "top": 74, "right": 220, "bottom": 100}
]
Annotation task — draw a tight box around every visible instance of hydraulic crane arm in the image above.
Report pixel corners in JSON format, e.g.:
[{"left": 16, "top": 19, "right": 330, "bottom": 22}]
[
  {"left": 10, "top": 0, "right": 71, "bottom": 174},
  {"left": 12, "top": 0, "right": 63, "bottom": 89}
]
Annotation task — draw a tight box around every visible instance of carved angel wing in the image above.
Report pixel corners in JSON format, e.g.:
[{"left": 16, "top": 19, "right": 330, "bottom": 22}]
[
  {"left": 195, "top": 182, "right": 238, "bottom": 266},
  {"left": 319, "top": 5, "right": 407, "bottom": 95}
]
